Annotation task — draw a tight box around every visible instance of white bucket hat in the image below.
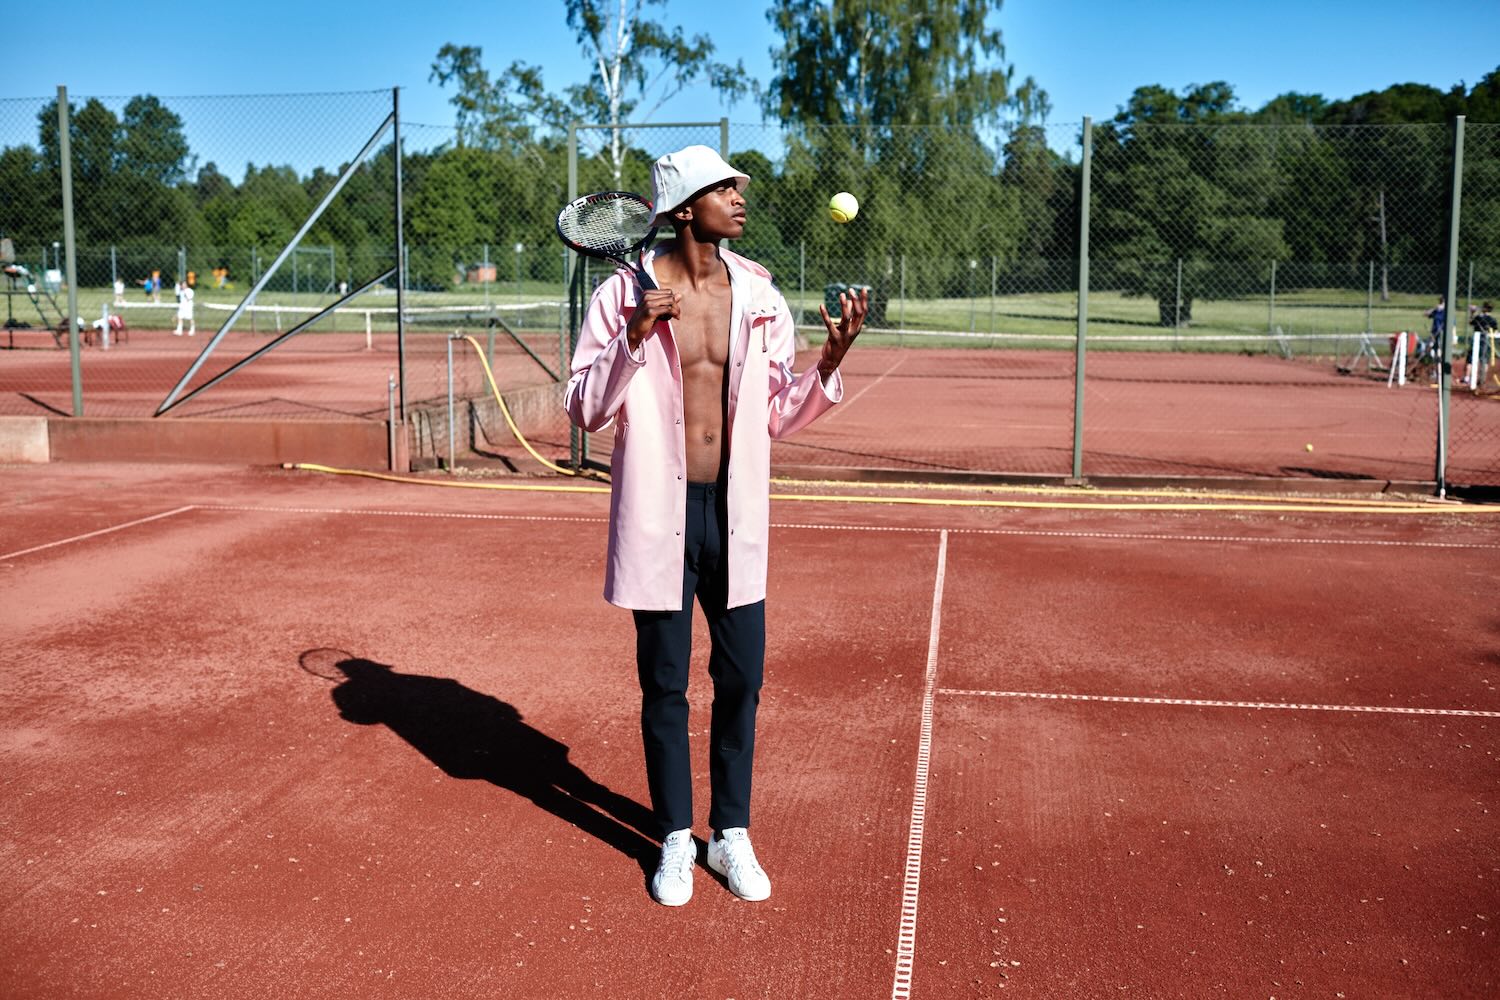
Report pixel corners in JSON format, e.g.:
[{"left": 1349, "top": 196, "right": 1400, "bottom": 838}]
[{"left": 648, "top": 145, "right": 750, "bottom": 227}]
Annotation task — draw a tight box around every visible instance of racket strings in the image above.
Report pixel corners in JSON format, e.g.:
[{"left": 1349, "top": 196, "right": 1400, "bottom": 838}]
[{"left": 559, "top": 196, "right": 654, "bottom": 256}]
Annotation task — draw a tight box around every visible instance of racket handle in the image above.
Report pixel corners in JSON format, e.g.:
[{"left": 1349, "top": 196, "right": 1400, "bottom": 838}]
[{"left": 635, "top": 267, "right": 657, "bottom": 292}]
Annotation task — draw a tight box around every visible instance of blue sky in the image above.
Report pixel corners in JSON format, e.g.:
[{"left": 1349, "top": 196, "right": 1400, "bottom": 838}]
[{"left": 6, "top": 0, "right": 1497, "bottom": 173}]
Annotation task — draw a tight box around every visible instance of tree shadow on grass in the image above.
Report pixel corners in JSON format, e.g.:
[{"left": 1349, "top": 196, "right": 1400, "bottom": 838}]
[{"left": 299, "top": 647, "right": 658, "bottom": 879}]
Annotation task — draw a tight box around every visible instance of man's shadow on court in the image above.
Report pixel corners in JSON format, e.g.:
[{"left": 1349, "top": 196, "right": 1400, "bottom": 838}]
[{"left": 299, "top": 648, "right": 658, "bottom": 877}]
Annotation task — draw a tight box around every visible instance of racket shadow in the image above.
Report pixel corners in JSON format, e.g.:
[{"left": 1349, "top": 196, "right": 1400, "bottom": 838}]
[{"left": 301, "top": 648, "right": 658, "bottom": 877}]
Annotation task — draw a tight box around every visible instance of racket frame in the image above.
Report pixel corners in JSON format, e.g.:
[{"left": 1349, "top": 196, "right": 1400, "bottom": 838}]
[{"left": 556, "top": 190, "right": 659, "bottom": 291}]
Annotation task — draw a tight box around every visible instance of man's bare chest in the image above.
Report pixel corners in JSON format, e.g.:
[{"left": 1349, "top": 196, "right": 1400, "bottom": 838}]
[{"left": 671, "top": 291, "right": 734, "bottom": 369}]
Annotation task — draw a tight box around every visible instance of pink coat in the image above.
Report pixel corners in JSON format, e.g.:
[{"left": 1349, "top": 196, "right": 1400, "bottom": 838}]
[{"left": 564, "top": 246, "right": 843, "bottom": 611}]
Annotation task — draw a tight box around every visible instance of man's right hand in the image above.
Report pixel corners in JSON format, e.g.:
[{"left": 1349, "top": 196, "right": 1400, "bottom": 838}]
[{"left": 627, "top": 287, "right": 682, "bottom": 349}]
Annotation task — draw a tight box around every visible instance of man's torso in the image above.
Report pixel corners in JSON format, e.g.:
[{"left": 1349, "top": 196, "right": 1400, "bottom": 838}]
[{"left": 654, "top": 254, "right": 733, "bottom": 482}]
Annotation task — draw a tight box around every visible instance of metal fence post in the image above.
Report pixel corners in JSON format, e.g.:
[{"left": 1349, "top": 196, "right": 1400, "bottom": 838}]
[
  {"left": 1071, "top": 116, "right": 1092, "bottom": 482},
  {"left": 446, "top": 334, "right": 455, "bottom": 470},
  {"left": 58, "top": 86, "right": 82, "bottom": 416},
  {"left": 566, "top": 122, "right": 578, "bottom": 291},
  {"left": 1366, "top": 261, "right": 1374, "bottom": 334},
  {"left": 898, "top": 253, "right": 905, "bottom": 345},
  {"left": 1438, "top": 114, "right": 1465, "bottom": 495},
  {"left": 799, "top": 240, "right": 805, "bottom": 323},
  {"left": 989, "top": 255, "right": 997, "bottom": 337},
  {"left": 1174, "top": 258, "right": 1182, "bottom": 347},
  {"left": 1268, "top": 259, "right": 1277, "bottom": 335},
  {"left": 394, "top": 86, "right": 407, "bottom": 420}
]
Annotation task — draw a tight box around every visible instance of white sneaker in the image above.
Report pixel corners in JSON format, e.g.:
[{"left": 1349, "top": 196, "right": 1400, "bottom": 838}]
[
  {"left": 651, "top": 828, "right": 695, "bottom": 906},
  {"left": 707, "top": 828, "right": 771, "bottom": 901}
]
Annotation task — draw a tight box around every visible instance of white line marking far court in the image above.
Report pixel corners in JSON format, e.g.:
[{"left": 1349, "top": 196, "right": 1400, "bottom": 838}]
[
  {"left": 823, "top": 355, "right": 905, "bottom": 423},
  {"left": 771, "top": 523, "right": 1500, "bottom": 550},
  {"left": 0, "top": 506, "right": 196, "bottom": 562},
  {"left": 938, "top": 688, "right": 1500, "bottom": 719},
  {"left": 892, "top": 530, "right": 948, "bottom": 1000}
]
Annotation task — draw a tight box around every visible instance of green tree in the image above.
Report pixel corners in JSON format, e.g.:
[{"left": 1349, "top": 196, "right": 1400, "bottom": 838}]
[
  {"left": 1093, "top": 83, "right": 1287, "bottom": 325},
  {"left": 120, "top": 96, "right": 193, "bottom": 187},
  {"left": 766, "top": 0, "right": 1039, "bottom": 132},
  {"left": 432, "top": 2, "right": 752, "bottom": 184},
  {"left": 763, "top": 0, "right": 1047, "bottom": 311}
]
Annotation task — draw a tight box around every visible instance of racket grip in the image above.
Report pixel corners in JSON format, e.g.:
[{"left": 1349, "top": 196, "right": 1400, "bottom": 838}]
[{"left": 635, "top": 267, "right": 657, "bottom": 292}]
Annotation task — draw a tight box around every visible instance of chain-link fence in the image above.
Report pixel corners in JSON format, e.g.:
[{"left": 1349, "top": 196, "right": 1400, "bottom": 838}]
[{"left": 3, "top": 90, "right": 1494, "bottom": 486}]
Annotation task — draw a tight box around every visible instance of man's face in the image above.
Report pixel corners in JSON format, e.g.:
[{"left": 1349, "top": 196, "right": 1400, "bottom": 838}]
[{"left": 679, "top": 180, "right": 746, "bottom": 239}]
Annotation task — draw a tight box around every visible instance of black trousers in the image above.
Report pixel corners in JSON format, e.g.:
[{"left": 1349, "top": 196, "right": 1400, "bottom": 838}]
[{"left": 632, "top": 480, "right": 766, "bottom": 838}]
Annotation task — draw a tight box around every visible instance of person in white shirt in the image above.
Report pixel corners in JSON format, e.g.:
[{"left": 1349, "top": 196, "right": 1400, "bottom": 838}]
[{"left": 173, "top": 281, "right": 195, "bottom": 336}]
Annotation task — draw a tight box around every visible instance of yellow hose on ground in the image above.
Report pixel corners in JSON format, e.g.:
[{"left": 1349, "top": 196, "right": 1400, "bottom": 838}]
[
  {"left": 280, "top": 340, "right": 1496, "bottom": 516},
  {"left": 282, "top": 463, "right": 1497, "bottom": 515},
  {"left": 461, "top": 335, "right": 595, "bottom": 478}
]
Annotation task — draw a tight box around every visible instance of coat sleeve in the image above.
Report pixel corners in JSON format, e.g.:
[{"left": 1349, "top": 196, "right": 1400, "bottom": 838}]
[
  {"left": 764, "top": 291, "right": 842, "bottom": 440},
  {"left": 564, "top": 271, "right": 646, "bottom": 433}
]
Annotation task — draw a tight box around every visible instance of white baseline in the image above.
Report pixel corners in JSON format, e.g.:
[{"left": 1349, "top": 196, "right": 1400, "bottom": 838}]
[{"left": 938, "top": 688, "right": 1500, "bottom": 718}]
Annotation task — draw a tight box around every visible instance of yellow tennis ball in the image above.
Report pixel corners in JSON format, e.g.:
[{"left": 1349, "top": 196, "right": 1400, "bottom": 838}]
[
  {"left": 1305, "top": 443, "right": 1314, "bottom": 452},
  {"left": 829, "top": 191, "right": 859, "bottom": 224}
]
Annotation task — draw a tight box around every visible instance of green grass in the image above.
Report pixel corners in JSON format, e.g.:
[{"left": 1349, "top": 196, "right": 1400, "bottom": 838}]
[{"left": 25, "top": 280, "right": 1451, "bottom": 355}]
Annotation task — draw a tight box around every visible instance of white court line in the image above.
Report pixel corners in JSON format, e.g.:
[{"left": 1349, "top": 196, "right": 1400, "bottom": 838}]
[
  {"left": 772, "top": 522, "right": 1499, "bottom": 550},
  {"left": 192, "top": 507, "right": 1498, "bottom": 550},
  {"left": 891, "top": 530, "right": 947, "bottom": 1000},
  {"left": 823, "top": 355, "right": 905, "bottom": 423},
  {"left": 0, "top": 506, "right": 197, "bottom": 562},
  {"left": 196, "top": 504, "right": 604, "bottom": 524},
  {"left": 938, "top": 688, "right": 1500, "bottom": 719}
]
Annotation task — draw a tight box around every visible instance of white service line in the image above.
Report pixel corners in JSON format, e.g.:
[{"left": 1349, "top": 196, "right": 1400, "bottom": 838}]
[
  {"left": 189, "top": 506, "right": 1498, "bottom": 551},
  {"left": 891, "top": 530, "right": 948, "bottom": 1000},
  {"left": 824, "top": 355, "right": 905, "bottom": 423},
  {"left": 0, "top": 506, "right": 197, "bottom": 562},
  {"left": 938, "top": 688, "right": 1500, "bottom": 719},
  {"left": 771, "top": 522, "right": 1500, "bottom": 550}
]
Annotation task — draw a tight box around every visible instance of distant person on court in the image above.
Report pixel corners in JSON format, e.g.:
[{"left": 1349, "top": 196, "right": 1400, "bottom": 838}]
[
  {"left": 173, "top": 280, "right": 195, "bottom": 336},
  {"left": 1424, "top": 296, "right": 1446, "bottom": 363},
  {"left": 1472, "top": 301, "right": 1497, "bottom": 366},
  {"left": 112, "top": 278, "right": 125, "bottom": 306},
  {"left": 564, "top": 145, "right": 867, "bottom": 907}
]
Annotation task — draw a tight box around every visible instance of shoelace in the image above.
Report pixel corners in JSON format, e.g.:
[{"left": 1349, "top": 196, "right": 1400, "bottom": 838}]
[
  {"left": 660, "top": 837, "right": 694, "bottom": 882},
  {"left": 717, "top": 834, "right": 763, "bottom": 878}
]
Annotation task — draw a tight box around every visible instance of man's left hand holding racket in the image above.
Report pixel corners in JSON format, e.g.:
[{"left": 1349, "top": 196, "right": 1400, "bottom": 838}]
[{"left": 556, "top": 190, "right": 679, "bottom": 350}]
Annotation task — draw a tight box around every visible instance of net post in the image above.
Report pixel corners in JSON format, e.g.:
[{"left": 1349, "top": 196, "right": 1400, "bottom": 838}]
[
  {"left": 446, "top": 334, "right": 456, "bottom": 470},
  {"left": 58, "top": 86, "right": 83, "bottom": 416},
  {"left": 1070, "top": 117, "right": 1092, "bottom": 482},
  {"left": 387, "top": 374, "right": 398, "bottom": 472},
  {"left": 1437, "top": 114, "right": 1464, "bottom": 495}
]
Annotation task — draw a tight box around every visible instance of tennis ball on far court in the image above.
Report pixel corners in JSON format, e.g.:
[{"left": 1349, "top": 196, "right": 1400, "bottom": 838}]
[
  {"left": 1305, "top": 443, "right": 1314, "bottom": 452},
  {"left": 829, "top": 191, "right": 859, "bottom": 224}
]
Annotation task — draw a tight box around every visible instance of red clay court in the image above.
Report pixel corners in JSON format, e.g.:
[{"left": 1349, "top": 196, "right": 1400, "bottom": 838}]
[{"left": 3, "top": 463, "right": 1497, "bottom": 998}]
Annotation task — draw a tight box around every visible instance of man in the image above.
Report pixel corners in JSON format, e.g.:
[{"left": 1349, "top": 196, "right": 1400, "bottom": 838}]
[
  {"left": 173, "top": 280, "right": 195, "bottom": 336},
  {"left": 564, "top": 146, "right": 866, "bottom": 906},
  {"left": 1472, "top": 301, "right": 1497, "bottom": 368}
]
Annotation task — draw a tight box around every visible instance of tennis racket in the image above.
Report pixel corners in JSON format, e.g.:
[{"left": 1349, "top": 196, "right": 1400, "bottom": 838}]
[{"left": 556, "top": 190, "right": 659, "bottom": 291}]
